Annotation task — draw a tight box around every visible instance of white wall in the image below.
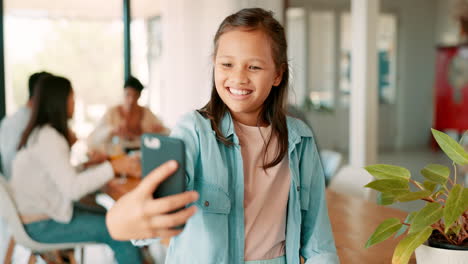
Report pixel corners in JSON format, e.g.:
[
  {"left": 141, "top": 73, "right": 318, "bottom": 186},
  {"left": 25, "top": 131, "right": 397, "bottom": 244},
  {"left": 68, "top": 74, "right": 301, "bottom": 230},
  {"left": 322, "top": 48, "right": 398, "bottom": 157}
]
[
  {"left": 286, "top": 8, "right": 307, "bottom": 105},
  {"left": 290, "top": 0, "right": 438, "bottom": 151},
  {"left": 157, "top": 0, "right": 230, "bottom": 127},
  {"left": 393, "top": 0, "right": 437, "bottom": 149}
]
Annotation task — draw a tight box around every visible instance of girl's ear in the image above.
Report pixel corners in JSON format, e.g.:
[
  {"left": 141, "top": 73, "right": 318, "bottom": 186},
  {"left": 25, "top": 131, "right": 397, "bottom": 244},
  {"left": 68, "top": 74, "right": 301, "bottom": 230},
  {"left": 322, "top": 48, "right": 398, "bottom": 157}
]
[{"left": 273, "top": 64, "right": 285, "bottom": 86}]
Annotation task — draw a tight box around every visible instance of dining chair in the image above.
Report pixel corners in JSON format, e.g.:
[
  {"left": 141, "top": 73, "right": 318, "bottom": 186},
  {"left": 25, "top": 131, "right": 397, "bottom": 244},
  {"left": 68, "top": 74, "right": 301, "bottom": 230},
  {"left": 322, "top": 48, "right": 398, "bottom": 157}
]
[
  {"left": 328, "top": 165, "right": 373, "bottom": 200},
  {"left": 0, "top": 176, "right": 97, "bottom": 264},
  {"left": 319, "top": 150, "right": 342, "bottom": 186}
]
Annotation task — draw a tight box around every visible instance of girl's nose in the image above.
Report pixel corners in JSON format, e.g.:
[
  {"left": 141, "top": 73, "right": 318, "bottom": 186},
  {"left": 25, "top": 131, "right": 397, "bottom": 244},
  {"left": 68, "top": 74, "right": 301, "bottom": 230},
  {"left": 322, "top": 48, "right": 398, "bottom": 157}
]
[{"left": 229, "top": 68, "right": 248, "bottom": 85}]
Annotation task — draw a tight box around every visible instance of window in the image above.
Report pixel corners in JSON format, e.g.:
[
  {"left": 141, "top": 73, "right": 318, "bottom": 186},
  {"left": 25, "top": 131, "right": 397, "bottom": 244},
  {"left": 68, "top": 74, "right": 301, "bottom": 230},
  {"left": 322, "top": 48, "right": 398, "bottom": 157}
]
[
  {"left": 340, "top": 13, "right": 398, "bottom": 106},
  {"left": 5, "top": 2, "right": 124, "bottom": 139},
  {"left": 286, "top": 8, "right": 398, "bottom": 110},
  {"left": 307, "top": 11, "right": 336, "bottom": 110}
]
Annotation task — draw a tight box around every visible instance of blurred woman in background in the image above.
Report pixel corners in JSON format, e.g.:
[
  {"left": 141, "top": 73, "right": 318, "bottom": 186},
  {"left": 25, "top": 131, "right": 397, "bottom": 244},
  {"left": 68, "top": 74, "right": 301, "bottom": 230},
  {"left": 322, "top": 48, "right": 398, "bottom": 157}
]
[{"left": 10, "top": 75, "right": 143, "bottom": 264}]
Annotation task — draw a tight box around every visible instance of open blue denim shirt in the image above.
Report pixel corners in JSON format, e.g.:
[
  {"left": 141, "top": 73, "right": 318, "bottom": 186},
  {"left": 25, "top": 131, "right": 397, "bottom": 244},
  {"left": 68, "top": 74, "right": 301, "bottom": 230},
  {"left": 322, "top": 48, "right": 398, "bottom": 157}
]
[{"left": 134, "top": 111, "right": 339, "bottom": 264}]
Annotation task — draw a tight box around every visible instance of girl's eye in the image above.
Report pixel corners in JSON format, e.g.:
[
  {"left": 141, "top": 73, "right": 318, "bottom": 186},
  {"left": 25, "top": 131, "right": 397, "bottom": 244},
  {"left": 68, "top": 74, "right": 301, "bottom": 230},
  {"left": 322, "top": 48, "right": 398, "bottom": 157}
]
[
  {"left": 222, "top": 63, "right": 232, "bottom": 68},
  {"left": 249, "top": 65, "right": 262, "bottom": 70}
]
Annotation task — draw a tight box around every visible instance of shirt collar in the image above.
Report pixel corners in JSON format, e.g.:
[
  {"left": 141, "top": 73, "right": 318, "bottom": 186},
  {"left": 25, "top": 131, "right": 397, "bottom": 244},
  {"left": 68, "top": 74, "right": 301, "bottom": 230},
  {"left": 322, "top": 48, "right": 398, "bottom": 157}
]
[{"left": 219, "top": 112, "right": 313, "bottom": 145}]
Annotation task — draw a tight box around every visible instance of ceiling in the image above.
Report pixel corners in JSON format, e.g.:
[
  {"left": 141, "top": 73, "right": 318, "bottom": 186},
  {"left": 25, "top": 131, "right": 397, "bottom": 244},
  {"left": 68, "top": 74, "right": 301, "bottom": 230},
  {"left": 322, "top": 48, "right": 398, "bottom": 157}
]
[{"left": 5, "top": 0, "right": 161, "bottom": 20}]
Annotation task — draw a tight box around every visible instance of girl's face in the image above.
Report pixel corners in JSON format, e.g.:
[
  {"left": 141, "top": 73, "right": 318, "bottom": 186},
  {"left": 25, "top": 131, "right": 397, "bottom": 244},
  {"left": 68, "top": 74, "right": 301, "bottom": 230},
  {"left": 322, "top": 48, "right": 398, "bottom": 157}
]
[
  {"left": 67, "top": 89, "right": 75, "bottom": 119},
  {"left": 214, "top": 29, "right": 283, "bottom": 126}
]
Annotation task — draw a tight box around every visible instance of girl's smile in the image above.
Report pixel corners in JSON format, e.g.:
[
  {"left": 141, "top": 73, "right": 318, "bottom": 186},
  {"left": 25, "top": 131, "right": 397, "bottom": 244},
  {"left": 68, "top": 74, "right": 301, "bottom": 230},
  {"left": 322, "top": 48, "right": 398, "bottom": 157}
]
[{"left": 226, "top": 87, "right": 253, "bottom": 98}]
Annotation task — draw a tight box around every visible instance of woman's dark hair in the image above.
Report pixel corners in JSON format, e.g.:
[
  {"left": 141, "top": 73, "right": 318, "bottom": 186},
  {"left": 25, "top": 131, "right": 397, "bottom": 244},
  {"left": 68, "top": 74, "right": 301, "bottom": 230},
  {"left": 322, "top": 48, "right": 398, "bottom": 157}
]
[
  {"left": 28, "top": 71, "right": 52, "bottom": 99},
  {"left": 124, "top": 76, "right": 144, "bottom": 93},
  {"left": 199, "top": 8, "right": 289, "bottom": 169},
  {"left": 18, "top": 75, "right": 73, "bottom": 150}
]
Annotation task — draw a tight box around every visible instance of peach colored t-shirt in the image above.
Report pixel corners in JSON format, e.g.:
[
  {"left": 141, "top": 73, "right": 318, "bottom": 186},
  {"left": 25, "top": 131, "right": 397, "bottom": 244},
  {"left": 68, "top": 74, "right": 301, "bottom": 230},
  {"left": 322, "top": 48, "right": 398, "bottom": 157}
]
[{"left": 234, "top": 121, "right": 291, "bottom": 261}]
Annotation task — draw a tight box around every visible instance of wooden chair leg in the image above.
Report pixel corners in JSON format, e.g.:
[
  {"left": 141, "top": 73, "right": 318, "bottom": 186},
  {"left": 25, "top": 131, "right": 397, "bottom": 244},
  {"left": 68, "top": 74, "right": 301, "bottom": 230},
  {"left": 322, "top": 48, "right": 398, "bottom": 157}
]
[
  {"left": 38, "top": 252, "right": 57, "bottom": 264},
  {"left": 3, "top": 237, "right": 15, "bottom": 264},
  {"left": 80, "top": 247, "right": 84, "bottom": 264},
  {"left": 27, "top": 253, "right": 36, "bottom": 264},
  {"left": 67, "top": 250, "right": 77, "bottom": 264},
  {"left": 52, "top": 250, "right": 65, "bottom": 264}
]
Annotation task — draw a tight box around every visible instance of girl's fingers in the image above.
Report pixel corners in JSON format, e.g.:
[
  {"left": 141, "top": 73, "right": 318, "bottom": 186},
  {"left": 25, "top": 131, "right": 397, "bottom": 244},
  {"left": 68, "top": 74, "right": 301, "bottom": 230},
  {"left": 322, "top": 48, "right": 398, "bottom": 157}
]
[
  {"left": 149, "top": 206, "right": 198, "bottom": 229},
  {"left": 149, "top": 228, "right": 184, "bottom": 239},
  {"left": 143, "top": 191, "right": 199, "bottom": 215}
]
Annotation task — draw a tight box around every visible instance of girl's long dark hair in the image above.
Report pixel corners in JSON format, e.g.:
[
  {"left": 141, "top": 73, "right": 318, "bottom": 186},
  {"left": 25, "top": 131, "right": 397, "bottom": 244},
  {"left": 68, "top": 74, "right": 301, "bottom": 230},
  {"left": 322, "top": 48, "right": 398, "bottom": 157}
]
[
  {"left": 199, "top": 8, "right": 289, "bottom": 169},
  {"left": 18, "top": 75, "right": 73, "bottom": 150}
]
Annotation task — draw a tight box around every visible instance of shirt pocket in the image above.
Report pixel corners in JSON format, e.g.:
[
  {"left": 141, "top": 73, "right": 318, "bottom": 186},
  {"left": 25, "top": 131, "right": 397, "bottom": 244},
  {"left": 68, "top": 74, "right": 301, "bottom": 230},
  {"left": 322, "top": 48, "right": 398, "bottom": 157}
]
[{"left": 195, "top": 181, "right": 231, "bottom": 214}]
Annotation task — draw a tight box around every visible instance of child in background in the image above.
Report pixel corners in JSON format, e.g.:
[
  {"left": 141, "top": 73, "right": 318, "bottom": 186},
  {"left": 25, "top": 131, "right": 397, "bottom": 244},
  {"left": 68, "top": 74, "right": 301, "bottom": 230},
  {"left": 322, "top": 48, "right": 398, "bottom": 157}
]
[{"left": 107, "top": 8, "right": 339, "bottom": 264}]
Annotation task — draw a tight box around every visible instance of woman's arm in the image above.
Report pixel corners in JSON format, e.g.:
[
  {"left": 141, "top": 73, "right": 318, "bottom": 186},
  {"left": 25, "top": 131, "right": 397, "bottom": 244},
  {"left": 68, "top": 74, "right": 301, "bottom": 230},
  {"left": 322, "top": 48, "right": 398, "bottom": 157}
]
[{"left": 36, "top": 126, "right": 115, "bottom": 201}]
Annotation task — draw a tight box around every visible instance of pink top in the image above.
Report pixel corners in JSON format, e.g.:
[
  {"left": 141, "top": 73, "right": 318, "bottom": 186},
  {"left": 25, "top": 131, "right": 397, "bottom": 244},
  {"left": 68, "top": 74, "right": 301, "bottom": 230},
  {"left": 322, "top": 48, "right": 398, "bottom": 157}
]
[{"left": 234, "top": 121, "right": 291, "bottom": 261}]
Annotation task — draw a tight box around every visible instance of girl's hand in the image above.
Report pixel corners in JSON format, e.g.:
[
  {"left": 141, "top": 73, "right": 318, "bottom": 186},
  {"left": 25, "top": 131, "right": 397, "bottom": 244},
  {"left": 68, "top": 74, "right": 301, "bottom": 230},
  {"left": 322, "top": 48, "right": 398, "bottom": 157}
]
[
  {"left": 110, "top": 155, "right": 141, "bottom": 178},
  {"left": 106, "top": 160, "right": 199, "bottom": 240},
  {"left": 150, "top": 123, "right": 164, "bottom": 133}
]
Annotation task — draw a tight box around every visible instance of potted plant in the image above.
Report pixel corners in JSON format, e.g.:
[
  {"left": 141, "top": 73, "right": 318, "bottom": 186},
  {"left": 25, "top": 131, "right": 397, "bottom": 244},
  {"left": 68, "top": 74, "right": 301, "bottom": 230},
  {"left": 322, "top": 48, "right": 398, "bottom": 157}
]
[{"left": 364, "top": 129, "right": 468, "bottom": 264}]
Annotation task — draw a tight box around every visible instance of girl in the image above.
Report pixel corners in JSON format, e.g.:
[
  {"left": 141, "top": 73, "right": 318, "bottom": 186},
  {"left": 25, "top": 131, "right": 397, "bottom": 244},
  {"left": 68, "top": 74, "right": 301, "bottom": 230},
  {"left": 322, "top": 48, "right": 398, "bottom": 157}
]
[
  {"left": 10, "top": 75, "right": 144, "bottom": 263},
  {"left": 107, "top": 8, "right": 339, "bottom": 264}
]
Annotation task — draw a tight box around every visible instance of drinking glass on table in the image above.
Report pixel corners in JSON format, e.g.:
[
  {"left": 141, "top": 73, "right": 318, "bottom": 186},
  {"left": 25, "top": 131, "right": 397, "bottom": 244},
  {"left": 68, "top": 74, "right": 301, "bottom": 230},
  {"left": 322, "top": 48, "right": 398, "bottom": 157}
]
[{"left": 109, "top": 136, "right": 127, "bottom": 183}]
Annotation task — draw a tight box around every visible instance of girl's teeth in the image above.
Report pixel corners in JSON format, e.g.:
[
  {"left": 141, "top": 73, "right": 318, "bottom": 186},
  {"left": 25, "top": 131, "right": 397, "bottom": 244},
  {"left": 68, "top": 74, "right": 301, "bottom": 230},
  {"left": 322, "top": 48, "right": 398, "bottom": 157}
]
[{"left": 229, "top": 88, "right": 251, "bottom": 95}]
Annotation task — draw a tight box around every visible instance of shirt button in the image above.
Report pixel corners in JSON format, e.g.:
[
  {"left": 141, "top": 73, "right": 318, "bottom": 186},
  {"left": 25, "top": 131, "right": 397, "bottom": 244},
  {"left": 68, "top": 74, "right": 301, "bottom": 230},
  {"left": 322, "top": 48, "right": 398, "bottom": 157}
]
[
  {"left": 204, "top": 201, "right": 210, "bottom": 207},
  {"left": 297, "top": 186, "right": 300, "bottom": 192}
]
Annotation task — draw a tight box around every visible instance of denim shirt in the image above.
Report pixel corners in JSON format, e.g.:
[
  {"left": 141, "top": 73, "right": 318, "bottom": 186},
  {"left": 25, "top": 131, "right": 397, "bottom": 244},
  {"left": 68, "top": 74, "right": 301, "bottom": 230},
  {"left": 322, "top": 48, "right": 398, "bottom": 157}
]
[{"left": 134, "top": 111, "right": 339, "bottom": 264}]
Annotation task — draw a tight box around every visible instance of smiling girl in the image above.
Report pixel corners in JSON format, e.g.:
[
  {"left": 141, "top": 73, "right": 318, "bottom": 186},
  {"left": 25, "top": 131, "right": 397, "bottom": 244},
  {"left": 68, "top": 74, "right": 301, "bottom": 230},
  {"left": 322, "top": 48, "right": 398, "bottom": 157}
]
[{"left": 107, "top": 8, "right": 339, "bottom": 264}]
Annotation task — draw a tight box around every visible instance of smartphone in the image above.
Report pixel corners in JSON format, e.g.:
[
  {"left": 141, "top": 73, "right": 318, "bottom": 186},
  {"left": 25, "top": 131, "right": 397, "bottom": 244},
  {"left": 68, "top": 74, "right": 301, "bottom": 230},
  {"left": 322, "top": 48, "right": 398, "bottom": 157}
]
[{"left": 141, "top": 134, "right": 186, "bottom": 200}]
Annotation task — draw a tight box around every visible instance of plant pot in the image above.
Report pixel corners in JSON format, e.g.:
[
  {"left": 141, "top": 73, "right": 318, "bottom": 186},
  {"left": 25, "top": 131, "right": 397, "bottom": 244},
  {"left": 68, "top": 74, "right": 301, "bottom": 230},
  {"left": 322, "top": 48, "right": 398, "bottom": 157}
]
[{"left": 415, "top": 243, "right": 468, "bottom": 264}]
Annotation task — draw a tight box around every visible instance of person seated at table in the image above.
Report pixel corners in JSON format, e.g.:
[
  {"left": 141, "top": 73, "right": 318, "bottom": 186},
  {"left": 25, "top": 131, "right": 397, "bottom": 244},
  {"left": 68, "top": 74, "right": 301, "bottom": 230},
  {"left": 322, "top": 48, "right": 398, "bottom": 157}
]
[
  {"left": 87, "top": 76, "right": 169, "bottom": 152},
  {"left": 9, "top": 75, "right": 144, "bottom": 264},
  {"left": 0, "top": 71, "right": 52, "bottom": 180}
]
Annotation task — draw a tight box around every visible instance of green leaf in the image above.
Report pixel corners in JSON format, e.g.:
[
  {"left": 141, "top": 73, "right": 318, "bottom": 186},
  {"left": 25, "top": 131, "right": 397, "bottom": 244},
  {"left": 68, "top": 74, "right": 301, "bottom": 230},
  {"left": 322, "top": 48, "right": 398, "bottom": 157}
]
[
  {"left": 377, "top": 192, "right": 396, "bottom": 205},
  {"left": 365, "top": 218, "right": 403, "bottom": 248},
  {"left": 365, "top": 164, "right": 411, "bottom": 181},
  {"left": 365, "top": 179, "right": 410, "bottom": 195},
  {"left": 409, "top": 203, "right": 443, "bottom": 234},
  {"left": 431, "top": 128, "right": 468, "bottom": 165},
  {"left": 443, "top": 184, "right": 468, "bottom": 233},
  {"left": 420, "top": 164, "right": 450, "bottom": 185},
  {"left": 392, "top": 226, "right": 433, "bottom": 264},
  {"left": 395, "top": 212, "right": 417, "bottom": 238},
  {"left": 423, "top": 181, "right": 438, "bottom": 192},
  {"left": 396, "top": 190, "right": 432, "bottom": 202}
]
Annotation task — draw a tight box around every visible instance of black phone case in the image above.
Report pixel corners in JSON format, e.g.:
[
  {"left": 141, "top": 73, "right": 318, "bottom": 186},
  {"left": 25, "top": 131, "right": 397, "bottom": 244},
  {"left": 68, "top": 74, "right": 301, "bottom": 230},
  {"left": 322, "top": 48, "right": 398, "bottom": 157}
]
[{"left": 141, "top": 134, "right": 186, "bottom": 200}]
